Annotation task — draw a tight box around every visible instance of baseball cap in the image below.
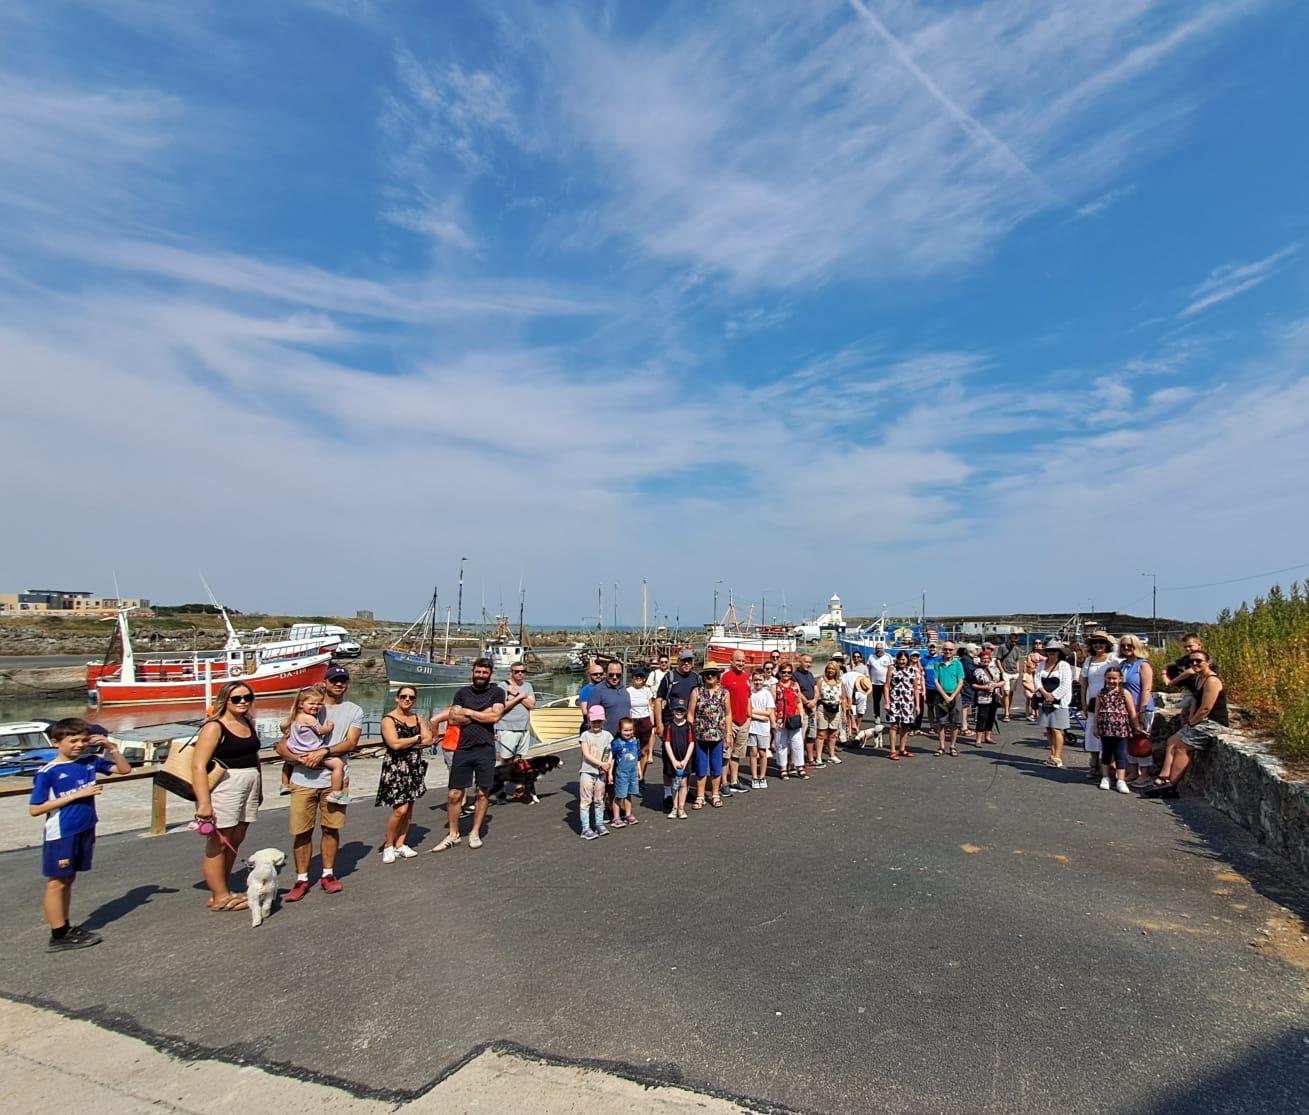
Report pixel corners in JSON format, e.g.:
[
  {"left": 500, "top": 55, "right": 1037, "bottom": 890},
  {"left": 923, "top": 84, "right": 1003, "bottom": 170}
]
[
  {"left": 630, "top": 665, "right": 648, "bottom": 677},
  {"left": 671, "top": 696, "right": 688, "bottom": 711},
  {"left": 325, "top": 665, "right": 350, "bottom": 681},
  {"left": 587, "top": 704, "right": 606, "bottom": 721},
  {"left": 87, "top": 723, "right": 109, "bottom": 737},
  {"left": 678, "top": 649, "right": 695, "bottom": 660}
]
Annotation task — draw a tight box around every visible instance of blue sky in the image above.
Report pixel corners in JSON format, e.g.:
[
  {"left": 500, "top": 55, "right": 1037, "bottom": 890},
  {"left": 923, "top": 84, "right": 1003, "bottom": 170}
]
[{"left": 3, "top": 0, "right": 1308, "bottom": 627}]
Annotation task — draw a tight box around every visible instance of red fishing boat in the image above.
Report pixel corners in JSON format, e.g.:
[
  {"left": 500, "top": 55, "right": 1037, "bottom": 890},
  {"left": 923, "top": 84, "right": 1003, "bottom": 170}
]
[
  {"left": 88, "top": 607, "right": 336, "bottom": 707},
  {"left": 703, "top": 603, "right": 797, "bottom": 667}
]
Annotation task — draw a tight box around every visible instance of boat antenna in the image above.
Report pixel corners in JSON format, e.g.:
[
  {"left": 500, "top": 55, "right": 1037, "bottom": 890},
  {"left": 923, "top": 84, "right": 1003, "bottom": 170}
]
[
  {"left": 517, "top": 575, "right": 527, "bottom": 645},
  {"left": 199, "top": 573, "right": 237, "bottom": 645}
]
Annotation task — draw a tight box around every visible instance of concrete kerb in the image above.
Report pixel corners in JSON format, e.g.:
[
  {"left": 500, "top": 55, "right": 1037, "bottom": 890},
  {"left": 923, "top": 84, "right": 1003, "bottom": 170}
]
[{"left": 0, "top": 995, "right": 766, "bottom": 1114}]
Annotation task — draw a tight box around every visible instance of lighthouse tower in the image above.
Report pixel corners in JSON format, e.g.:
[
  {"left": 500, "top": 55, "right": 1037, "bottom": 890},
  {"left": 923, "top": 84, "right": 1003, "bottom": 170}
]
[{"left": 816, "top": 594, "right": 845, "bottom": 636}]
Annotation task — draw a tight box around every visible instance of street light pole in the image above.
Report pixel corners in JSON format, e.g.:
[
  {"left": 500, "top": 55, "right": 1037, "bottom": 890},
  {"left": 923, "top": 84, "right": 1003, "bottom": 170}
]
[
  {"left": 456, "top": 557, "right": 467, "bottom": 627},
  {"left": 1141, "top": 573, "right": 1157, "bottom": 645}
]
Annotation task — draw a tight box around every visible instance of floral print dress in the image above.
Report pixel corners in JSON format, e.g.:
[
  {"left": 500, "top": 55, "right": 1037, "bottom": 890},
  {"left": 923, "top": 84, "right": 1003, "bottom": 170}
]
[
  {"left": 888, "top": 665, "right": 917, "bottom": 725},
  {"left": 374, "top": 715, "right": 429, "bottom": 808}
]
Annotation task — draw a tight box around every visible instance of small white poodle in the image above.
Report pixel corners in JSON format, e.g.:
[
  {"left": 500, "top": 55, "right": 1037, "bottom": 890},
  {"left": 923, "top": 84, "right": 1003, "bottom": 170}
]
[{"left": 245, "top": 848, "right": 286, "bottom": 928}]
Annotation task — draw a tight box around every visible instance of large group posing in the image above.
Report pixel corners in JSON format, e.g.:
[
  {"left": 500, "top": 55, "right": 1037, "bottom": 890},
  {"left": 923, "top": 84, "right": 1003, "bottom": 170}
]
[{"left": 28, "top": 631, "right": 1228, "bottom": 948}]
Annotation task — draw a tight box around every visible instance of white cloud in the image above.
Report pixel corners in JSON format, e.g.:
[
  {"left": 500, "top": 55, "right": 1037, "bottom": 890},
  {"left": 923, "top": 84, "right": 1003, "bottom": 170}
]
[
  {"left": 1179, "top": 243, "right": 1301, "bottom": 318},
  {"left": 1073, "top": 184, "right": 1137, "bottom": 220},
  {"left": 527, "top": 0, "right": 1259, "bottom": 288}
]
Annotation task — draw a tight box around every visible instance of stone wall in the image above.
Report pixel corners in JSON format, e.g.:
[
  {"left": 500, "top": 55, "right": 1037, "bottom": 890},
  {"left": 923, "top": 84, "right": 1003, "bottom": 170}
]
[{"left": 1153, "top": 700, "right": 1309, "bottom": 879}]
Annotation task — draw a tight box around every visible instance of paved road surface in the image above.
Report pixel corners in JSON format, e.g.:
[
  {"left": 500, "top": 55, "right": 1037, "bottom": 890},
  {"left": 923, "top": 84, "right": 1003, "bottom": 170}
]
[{"left": 1, "top": 717, "right": 1306, "bottom": 1113}]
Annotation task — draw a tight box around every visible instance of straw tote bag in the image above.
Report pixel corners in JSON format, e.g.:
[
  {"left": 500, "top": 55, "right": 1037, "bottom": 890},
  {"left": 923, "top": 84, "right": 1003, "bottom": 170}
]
[{"left": 154, "top": 731, "right": 226, "bottom": 800}]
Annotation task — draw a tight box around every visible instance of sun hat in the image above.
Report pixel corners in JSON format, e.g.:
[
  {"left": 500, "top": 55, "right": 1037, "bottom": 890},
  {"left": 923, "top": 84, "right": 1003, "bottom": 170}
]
[
  {"left": 855, "top": 675, "right": 872, "bottom": 693},
  {"left": 1088, "top": 629, "right": 1112, "bottom": 644},
  {"left": 1045, "top": 639, "right": 1065, "bottom": 650}
]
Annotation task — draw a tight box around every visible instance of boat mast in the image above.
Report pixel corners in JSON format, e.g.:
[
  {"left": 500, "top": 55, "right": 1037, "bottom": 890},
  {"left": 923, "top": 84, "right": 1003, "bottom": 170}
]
[
  {"left": 442, "top": 606, "right": 452, "bottom": 660},
  {"left": 517, "top": 583, "right": 526, "bottom": 646},
  {"left": 427, "top": 586, "right": 438, "bottom": 661},
  {"left": 641, "top": 578, "right": 648, "bottom": 638},
  {"left": 116, "top": 607, "right": 136, "bottom": 684}
]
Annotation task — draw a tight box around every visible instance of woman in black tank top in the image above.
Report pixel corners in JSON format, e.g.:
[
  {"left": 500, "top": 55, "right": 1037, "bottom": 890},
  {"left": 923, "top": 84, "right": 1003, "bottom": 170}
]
[
  {"left": 192, "top": 681, "right": 264, "bottom": 911},
  {"left": 1144, "top": 655, "right": 1228, "bottom": 796}
]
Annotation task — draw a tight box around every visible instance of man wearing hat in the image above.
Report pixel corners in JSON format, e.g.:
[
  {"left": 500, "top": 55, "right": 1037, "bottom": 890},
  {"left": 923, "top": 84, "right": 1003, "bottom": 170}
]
[
  {"left": 655, "top": 650, "right": 701, "bottom": 813},
  {"left": 277, "top": 664, "right": 363, "bottom": 901}
]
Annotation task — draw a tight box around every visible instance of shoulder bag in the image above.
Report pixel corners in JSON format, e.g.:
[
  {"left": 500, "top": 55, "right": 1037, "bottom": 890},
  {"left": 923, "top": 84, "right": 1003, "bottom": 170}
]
[{"left": 154, "top": 729, "right": 227, "bottom": 801}]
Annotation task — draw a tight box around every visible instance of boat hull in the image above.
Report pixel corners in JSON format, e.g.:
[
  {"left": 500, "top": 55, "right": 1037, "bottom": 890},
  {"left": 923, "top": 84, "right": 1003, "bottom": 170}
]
[
  {"left": 705, "top": 633, "right": 797, "bottom": 667},
  {"left": 383, "top": 650, "right": 473, "bottom": 686},
  {"left": 91, "top": 657, "right": 330, "bottom": 706}
]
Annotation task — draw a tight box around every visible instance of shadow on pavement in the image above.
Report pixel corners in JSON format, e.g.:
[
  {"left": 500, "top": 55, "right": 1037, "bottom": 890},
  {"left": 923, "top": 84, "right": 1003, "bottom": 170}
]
[
  {"left": 81, "top": 884, "right": 180, "bottom": 931},
  {"left": 1149, "top": 1030, "right": 1309, "bottom": 1114}
]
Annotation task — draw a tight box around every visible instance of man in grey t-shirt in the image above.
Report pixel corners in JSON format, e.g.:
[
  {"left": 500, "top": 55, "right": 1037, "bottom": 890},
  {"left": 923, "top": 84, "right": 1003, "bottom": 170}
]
[
  {"left": 496, "top": 661, "right": 536, "bottom": 758},
  {"left": 996, "top": 636, "right": 1024, "bottom": 721},
  {"left": 275, "top": 665, "right": 363, "bottom": 901}
]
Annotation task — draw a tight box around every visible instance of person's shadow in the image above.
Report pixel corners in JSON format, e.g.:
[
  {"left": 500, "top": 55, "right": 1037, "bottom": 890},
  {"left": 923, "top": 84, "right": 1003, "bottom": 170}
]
[
  {"left": 330, "top": 840, "right": 374, "bottom": 878},
  {"left": 82, "top": 884, "right": 179, "bottom": 931}
]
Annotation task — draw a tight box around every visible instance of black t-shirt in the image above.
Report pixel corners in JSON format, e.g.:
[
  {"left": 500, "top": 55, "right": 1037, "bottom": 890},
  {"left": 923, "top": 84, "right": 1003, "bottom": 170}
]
[
  {"left": 793, "top": 668, "right": 817, "bottom": 700},
  {"left": 452, "top": 683, "right": 505, "bottom": 749},
  {"left": 657, "top": 670, "right": 701, "bottom": 714}
]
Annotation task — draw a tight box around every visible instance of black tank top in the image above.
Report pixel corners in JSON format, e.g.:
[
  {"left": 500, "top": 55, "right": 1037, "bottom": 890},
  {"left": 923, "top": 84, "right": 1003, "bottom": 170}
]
[
  {"left": 1205, "top": 680, "right": 1229, "bottom": 727},
  {"left": 210, "top": 719, "right": 260, "bottom": 769}
]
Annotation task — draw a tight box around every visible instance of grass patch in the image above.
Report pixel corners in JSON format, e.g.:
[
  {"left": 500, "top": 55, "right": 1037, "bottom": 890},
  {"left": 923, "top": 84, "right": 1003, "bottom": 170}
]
[{"left": 1160, "top": 583, "right": 1309, "bottom": 762}]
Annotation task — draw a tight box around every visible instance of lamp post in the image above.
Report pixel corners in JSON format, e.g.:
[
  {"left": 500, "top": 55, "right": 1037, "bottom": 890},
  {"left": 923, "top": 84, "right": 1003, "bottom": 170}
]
[
  {"left": 1140, "top": 573, "right": 1157, "bottom": 645},
  {"left": 456, "top": 557, "right": 467, "bottom": 627}
]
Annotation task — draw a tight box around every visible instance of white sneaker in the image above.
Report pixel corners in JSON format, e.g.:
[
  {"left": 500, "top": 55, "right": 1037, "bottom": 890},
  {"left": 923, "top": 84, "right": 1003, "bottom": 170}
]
[
  {"left": 1099, "top": 777, "right": 1111, "bottom": 791},
  {"left": 828, "top": 755, "right": 843, "bottom": 764},
  {"left": 1115, "top": 780, "right": 1131, "bottom": 794},
  {"left": 381, "top": 847, "right": 397, "bottom": 864},
  {"left": 396, "top": 845, "right": 418, "bottom": 859},
  {"left": 468, "top": 834, "right": 483, "bottom": 849},
  {"left": 760, "top": 778, "right": 768, "bottom": 789}
]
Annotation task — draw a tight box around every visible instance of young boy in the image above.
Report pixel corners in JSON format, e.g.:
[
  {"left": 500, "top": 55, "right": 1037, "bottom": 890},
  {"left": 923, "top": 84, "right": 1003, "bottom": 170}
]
[
  {"left": 747, "top": 668, "right": 776, "bottom": 789},
  {"left": 28, "top": 718, "right": 130, "bottom": 952},
  {"left": 610, "top": 717, "right": 642, "bottom": 827},
  {"left": 577, "top": 705, "right": 614, "bottom": 840},
  {"left": 662, "top": 697, "right": 694, "bottom": 820}
]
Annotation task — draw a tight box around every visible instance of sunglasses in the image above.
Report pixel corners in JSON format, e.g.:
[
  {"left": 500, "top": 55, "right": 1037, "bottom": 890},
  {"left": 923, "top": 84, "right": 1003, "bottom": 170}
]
[
  {"left": 1187, "top": 658, "right": 1206, "bottom": 665},
  {"left": 397, "top": 693, "right": 416, "bottom": 700},
  {"left": 229, "top": 694, "right": 254, "bottom": 704}
]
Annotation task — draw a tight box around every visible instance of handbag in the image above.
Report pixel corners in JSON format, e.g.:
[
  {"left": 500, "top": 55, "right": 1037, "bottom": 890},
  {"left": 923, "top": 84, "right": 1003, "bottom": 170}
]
[
  {"left": 155, "top": 731, "right": 227, "bottom": 801},
  {"left": 785, "top": 713, "right": 803, "bottom": 730}
]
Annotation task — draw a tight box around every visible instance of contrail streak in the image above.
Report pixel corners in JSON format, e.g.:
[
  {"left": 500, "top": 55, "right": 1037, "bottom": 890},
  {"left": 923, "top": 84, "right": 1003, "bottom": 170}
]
[{"left": 845, "top": 0, "right": 1062, "bottom": 204}]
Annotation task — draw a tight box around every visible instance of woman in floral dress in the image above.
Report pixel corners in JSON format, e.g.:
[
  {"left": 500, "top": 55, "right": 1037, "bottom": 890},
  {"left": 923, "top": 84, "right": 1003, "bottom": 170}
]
[
  {"left": 885, "top": 651, "right": 920, "bottom": 760},
  {"left": 376, "top": 686, "right": 432, "bottom": 863}
]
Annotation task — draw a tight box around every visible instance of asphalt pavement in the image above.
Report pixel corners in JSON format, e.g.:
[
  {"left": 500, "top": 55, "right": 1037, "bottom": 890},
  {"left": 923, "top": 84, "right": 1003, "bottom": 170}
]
[{"left": 1, "top": 716, "right": 1307, "bottom": 1114}]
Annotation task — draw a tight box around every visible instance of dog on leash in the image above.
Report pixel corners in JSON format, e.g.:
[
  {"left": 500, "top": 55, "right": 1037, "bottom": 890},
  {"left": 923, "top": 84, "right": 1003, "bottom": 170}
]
[
  {"left": 854, "top": 722, "right": 886, "bottom": 750},
  {"left": 245, "top": 848, "right": 286, "bottom": 928},
  {"left": 492, "top": 754, "right": 563, "bottom": 804}
]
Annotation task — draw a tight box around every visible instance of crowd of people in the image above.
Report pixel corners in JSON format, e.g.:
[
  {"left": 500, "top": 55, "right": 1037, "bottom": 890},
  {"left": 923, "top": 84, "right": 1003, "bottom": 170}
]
[{"left": 26, "top": 632, "right": 1228, "bottom": 949}]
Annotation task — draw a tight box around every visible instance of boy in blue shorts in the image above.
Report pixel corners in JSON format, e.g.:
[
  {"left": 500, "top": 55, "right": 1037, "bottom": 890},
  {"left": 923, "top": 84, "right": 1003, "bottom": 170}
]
[
  {"left": 28, "top": 718, "right": 130, "bottom": 952},
  {"left": 609, "top": 717, "right": 642, "bottom": 828}
]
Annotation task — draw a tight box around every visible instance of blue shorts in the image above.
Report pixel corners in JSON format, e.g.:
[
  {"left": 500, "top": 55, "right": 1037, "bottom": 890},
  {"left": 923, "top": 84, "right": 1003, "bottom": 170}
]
[
  {"left": 613, "top": 764, "right": 640, "bottom": 799},
  {"left": 693, "top": 741, "right": 724, "bottom": 779},
  {"left": 43, "top": 829, "right": 95, "bottom": 878}
]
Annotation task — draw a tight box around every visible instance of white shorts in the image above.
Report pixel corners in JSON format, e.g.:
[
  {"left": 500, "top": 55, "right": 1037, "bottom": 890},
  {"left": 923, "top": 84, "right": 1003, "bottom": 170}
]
[
  {"left": 210, "top": 767, "right": 262, "bottom": 828},
  {"left": 1003, "top": 672, "right": 1019, "bottom": 693},
  {"left": 748, "top": 732, "right": 771, "bottom": 750}
]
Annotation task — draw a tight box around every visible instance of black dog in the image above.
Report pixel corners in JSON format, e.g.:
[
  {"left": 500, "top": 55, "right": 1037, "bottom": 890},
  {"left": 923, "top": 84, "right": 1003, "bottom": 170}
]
[{"left": 492, "top": 754, "right": 563, "bottom": 804}]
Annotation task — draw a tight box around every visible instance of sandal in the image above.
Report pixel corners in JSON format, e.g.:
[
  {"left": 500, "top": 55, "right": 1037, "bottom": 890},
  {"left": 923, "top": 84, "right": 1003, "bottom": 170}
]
[
  {"left": 889, "top": 752, "right": 901, "bottom": 761},
  {"left": 780, "top": 770, "right": 791, "bottom": 779},
  {"left": 625, "top": 815, "right": 640, "bottom": 826},
  {"left": 691, "top": 798, "right": 705, "bottom": 810},
  {"left": 950, "top": 747, "right": 959, "bottom": 756},
  {"left": 711, "top": 795, "right": 723, "bottom": 808},
  {"left": 209, "top": 894, "right": 248, "bottom": 912},
  {"left": 934, "top": 748, "right": 946, "bottom": 756},
  {"left": 1043, "top": 758, "right": 1064, "bottom": 768}
]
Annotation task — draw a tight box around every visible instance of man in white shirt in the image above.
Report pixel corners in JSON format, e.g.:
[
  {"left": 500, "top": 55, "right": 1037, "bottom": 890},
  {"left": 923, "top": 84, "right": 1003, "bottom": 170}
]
[{"left": 866, "top": 643, "right": 892, "bottom": 719}]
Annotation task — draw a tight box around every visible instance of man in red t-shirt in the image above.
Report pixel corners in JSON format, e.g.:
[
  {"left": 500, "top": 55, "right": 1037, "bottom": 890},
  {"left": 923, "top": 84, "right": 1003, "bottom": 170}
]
[{"left": 720, "top": 651, "right": 753, "bottom": 795}]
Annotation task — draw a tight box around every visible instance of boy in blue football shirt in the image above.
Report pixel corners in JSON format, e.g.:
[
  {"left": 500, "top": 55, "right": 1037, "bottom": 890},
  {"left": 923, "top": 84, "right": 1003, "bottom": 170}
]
[{"left": 28, "top": 718, "right": 130, "bottom": 952}]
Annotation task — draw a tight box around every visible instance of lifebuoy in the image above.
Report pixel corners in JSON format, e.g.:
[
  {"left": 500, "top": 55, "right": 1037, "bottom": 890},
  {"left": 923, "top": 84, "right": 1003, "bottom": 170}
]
[{"left": 229, "top": 664, "right": 243, "bottom": 677}]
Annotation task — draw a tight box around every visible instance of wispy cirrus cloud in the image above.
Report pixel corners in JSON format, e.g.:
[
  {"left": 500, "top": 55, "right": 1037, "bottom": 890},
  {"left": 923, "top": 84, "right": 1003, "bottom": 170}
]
[
  {"left": 522, "top": 0, "right": 1261, "bottom": 289},
  {"left": 1179, "top": 243, "right": 1301, "bottom": 318}
]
